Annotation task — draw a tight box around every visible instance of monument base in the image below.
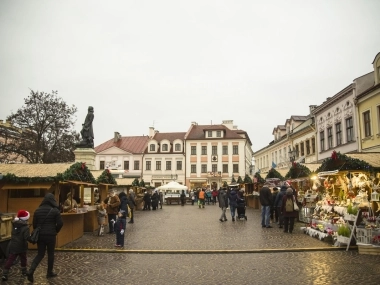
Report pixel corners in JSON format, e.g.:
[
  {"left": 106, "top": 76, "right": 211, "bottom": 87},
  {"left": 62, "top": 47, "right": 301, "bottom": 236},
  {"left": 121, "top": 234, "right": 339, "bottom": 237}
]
[{"left": 74, "top": 148, "right": 96, "bottom": 170}]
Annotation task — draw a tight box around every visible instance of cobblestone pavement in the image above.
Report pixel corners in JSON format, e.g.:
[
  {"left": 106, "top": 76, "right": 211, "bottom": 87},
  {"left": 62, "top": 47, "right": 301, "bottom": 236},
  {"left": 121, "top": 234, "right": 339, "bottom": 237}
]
[{"left": 2, "top": 204, "right": 380, "bottom": 284}]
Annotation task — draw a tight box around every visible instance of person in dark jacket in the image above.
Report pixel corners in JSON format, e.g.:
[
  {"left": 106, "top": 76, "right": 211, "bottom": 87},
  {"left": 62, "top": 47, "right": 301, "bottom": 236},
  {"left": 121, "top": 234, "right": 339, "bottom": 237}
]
[
  {"left": 114, "top": 210, "right": 127, "bottom": 247},
  {"left": 270, "top": 187, "right": 279, "bottom": 223},
  {"left": 259, "top": 186, "right": 272, "bottom": 228},
  {"left": 27, "top": 193, "right": 63, "bottom": 282},
  {"left": 128, "top": 189, "right": 136, "bottom": 223},
  {"left": 151, "top": 190, "right": 159, "bottom": 210},
  {"left": 228, "top": 188, "right": 238, "bottom": 221},
  {"left": 180, "top": 190, "right": 186, "bottom": 206},
  {"left": 118, "top": 191, "right": 128, "bottom": 213},
  {"left": 281, "top": 188, "right": 299, "bottom": 233},
  {"left": 2, "top": 210, "right": 30, "bottom": 281},
  {"left": 104, "top": 189, "right": 121, "bottom": 234},
  {"left": 274, "top": 185, "right": 287, "bottom": 228},
  {"left": 218, "top": 187, "right": 228, "bottom": 222},
  {"left": 143, "top": 191, "right": 151, "bottom": 210}
]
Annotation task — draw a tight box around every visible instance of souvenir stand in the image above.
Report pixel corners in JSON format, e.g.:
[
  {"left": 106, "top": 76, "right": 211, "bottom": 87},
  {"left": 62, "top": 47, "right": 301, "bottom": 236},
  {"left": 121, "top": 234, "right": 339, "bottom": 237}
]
[
  {"left": 246, "top": 173, "right": 265, "bottom": 209},
  {"left": 301, "top": 151, "right": 380, "bottom": 251}
]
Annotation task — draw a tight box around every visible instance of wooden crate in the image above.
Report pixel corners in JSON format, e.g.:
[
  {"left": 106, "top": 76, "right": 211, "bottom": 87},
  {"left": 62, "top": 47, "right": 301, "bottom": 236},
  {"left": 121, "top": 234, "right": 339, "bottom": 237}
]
[
  {"left": 0, "top": 214, "right": 14, "bottom": 241},
  {"left": 358, "top": 245, "right": 380, "bottom": 255}
]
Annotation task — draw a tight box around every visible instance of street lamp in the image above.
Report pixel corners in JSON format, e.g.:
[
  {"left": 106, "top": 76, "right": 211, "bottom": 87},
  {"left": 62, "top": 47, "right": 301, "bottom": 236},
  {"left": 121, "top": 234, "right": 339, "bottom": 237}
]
[{"left": 288, "top": 148, "right": 299, "bottom": 162}]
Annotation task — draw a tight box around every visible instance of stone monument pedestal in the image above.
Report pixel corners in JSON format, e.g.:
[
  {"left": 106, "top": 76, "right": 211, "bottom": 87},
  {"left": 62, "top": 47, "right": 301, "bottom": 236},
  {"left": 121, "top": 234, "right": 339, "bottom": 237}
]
[{"left": 74, "top": 148, "right": 96, "bottom": 170}]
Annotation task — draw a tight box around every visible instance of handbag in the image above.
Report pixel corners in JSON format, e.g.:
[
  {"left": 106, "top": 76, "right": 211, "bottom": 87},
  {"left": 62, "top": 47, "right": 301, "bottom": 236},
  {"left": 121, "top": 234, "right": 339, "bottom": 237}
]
[
  {"left": 28, "top": 208, "right": 52, "bottom": 244},
  {"left": 293, "top": 196, "right": 299, "bottom": 211}
]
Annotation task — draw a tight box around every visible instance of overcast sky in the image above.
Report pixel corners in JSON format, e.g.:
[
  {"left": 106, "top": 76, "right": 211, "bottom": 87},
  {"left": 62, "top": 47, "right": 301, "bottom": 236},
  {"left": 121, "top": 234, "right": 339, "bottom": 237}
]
[{"left": 1, "top": 0, "right": 379, "bottom": 154}]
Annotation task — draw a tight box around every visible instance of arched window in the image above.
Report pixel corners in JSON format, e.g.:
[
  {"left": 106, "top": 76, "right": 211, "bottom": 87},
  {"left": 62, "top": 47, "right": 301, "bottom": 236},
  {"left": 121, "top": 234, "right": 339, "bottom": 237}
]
[{"left": 162, "top": 144, "right": 168, "bottom": 151}]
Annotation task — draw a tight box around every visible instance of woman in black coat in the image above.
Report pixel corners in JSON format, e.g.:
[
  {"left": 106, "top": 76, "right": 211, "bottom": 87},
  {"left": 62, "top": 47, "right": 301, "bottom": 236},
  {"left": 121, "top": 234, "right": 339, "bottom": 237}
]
[
  {"left": 151, "top": 190, "right": 159, "bottom": 210},
  {"left": 27, "top": 193, "right": 63, "bottom": 282}
]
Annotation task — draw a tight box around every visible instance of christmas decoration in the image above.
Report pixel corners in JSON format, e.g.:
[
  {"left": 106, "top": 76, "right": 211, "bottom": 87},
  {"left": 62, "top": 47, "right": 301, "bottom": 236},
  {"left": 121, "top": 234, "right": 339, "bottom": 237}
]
[
  {"left": 237, "top": 176, "right": 243, "bottom": 184},
  {"left": 266, "top": 168, "right": 285, "bottom": 180},
  {"left": 132, "top": 178, "right": 140, "bottom": 186},
  {"left": 254, "top": 172, "right": 265, "bottom": 184},
  {"left": 285, "top": 162, "right": 311, "bottom": 179},
  {"left": 243, "top": 174, "right": 253, "bottom": 184},
  {"left": 57, "top": 162, "right": 96, "bottom": 184},
  {"left": 96, "top": 169, "right": 117, "bottom": 185},
  {"left": 316, "top": 151, "right": 373, "bottom": 173}
]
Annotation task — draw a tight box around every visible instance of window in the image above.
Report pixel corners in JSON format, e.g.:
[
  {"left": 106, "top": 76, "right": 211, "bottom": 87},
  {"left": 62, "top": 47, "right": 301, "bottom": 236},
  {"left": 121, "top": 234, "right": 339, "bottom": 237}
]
[
  {"left": 134, "top": 161, "right": 139, "bottom": 170},
  {"left": 311, "top": 138, "right": 315, "bottom": 153},
  {"left": 300, "top": 142, "right": 304, "bottom": 156},
  {"left": 175, "top": 143, "right": 181, "bottom": 151},
  {"left": 176, "top": 161, "right": 182, "bottom": 170},
  {"left": 222, "top": 146, "right": 228, "bottom": 155},
  {"left": 306, "top": 140, "right": 310, "bottom": 155},
  {"left": 327, "top": 127, "right": 333, "bottom": 149},
  {"left": 378, "top": 106, "right": 380, "bottom": 134},
  {"left": 124, "top": 161, "right": 129, "bottom": 170},
  {"left": 156, "top": 161, "right": 161, "bottom": 170},
  {"left": 212, "top": 146, "right": 217, "bottom": 155},
  {"left": 166, "top": 161, "right": 171, "bottom": 170},
  {"left": 212, "top": 164, "right": 217, "bottom": 172},
  {"left": 162, "top": 144, "right": 168, "bottom": 151},
  {"left": 320, "top": 131, "right": 325, "bottom": 151},
  {"left": 191, "top": 164, "right": 196, "bottom": 173},
  {"left": 295, "top": 145, "right": 299, "bottom": 158},
  {"left": 191, "top": 146, "right": 196, "bottom": 155},
  {"left": 201, "top": 164, "right": 207, "bottom": 173},
  {"left": 217, "top": 131, "right": 221, "bottom": 137},
  {"left": 336, "top": 122, "right": 342, "bottom": 146},
  {"left": 100, "top": 161, "right": 105, "bottom": 170},
  {"left": 201, "top": 146, "right": 207, "bottom": 155},
  {"left": 233, "top": 164, "right": 239, "bottom": 173},
  {"left": 223, "top": 164, "right": 228, "bottom": 173},
  {"left": 208, "top": 131, "right": 212, "bottom": 137},
  {"left": 346, "top": 117, "right": 354, "bottom": 142},
  {"left": 233, "top": 145, "right": 238, "bottom": 155},
  {"left": 363, "top": 111, "right": 371, "bottom": 137},
  {"left": 150, "top": 144, "right": 155, "bottom": 151},
  {"left": 146, "top": 161, "right": 151, "bottom": 170}
]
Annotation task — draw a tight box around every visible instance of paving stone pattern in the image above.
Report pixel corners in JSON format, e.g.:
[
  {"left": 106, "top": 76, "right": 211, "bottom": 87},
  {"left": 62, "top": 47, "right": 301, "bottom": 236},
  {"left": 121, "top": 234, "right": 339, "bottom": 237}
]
[{"left": 1, "top": 204, "right": 380, "bottom": 284}]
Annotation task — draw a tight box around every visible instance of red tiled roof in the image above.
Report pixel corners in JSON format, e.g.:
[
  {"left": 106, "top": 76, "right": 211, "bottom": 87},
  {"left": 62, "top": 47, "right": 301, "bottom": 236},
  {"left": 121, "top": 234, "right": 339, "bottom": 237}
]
[
  {"left": 186, "top": 124, "right": 243, "bottom": 140},
  {"left": 95, "top": 136, "right": 150, "bottom": 154}
]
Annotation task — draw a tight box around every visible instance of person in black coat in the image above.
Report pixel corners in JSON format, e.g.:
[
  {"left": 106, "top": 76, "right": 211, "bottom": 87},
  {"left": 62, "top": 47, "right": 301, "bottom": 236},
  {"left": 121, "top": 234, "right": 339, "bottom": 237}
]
[
  {"left": 259, "top": 186, "right": 272, "bottom": 228},
  {"left": 151, "top": 190, "right": 159, "bottom": 210},
  {"left": 27, "top": 193, "right": 63, "bottom": 282},
  {"left": 275, "top": 185, "right": 287, "bottom": 228}
]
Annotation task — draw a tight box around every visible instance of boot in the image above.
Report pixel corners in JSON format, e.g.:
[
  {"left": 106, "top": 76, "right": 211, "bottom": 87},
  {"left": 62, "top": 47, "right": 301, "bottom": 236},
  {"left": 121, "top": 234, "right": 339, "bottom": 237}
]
[
  {"left": 21, "top": 266, "right": 27, "bottom": 276},
  {"left": 46, "top": 271, "right": 58, "bottom": 278},
  {"left": 1, "top": 269, "right": 9, "bottom": 281},
  {"left": 26, "top": 262, "right": 37, "bottom": 283}
]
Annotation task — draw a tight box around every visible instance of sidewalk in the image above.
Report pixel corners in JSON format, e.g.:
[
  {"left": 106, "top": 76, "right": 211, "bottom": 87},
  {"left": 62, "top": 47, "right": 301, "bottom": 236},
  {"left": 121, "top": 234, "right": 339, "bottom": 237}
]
[{"left": 58, "top": 203, "right": 350, "bottom": 253}]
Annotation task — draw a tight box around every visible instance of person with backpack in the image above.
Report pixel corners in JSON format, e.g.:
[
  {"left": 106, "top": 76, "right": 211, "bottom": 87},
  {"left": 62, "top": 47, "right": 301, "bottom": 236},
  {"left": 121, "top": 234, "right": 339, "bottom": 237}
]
[
  {"left": 218, "top": 187, "right": 228, "bottom": 222},
  {"left": 281, "top": 188, "right": 298, "bottom": 233}
]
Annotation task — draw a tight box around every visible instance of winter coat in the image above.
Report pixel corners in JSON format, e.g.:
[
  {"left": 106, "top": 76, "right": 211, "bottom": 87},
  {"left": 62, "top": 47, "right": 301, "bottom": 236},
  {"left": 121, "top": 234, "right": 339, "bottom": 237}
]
[
  {"left": 143, "top": 192, "right": 151, "bottom": 203},
  {"left": 271, "top": 190, "right": 279, "bottom": 208},
  {"left": 32, "top": 193, "right": 63, "bottom": 237},
  {"left": 275, "top": 186, "right": 287, "bottom": 208},
  {"left": 218, "top": 189, "right": 228, "bottom": 208},
  {"left": 237, "top": 192, "right": 245, "bottom": 207},
  {"left": 281, "top": 194, "right": 299, "bottom": 218},
  {"left": 151, "top": 192, "right": 159, "bottom": 207},
  {"left": 9, "top": 220, "right": 30, "bottom": 254},
  {"left": 118, "top": 192, "right": 129, "bottom": 214},
  {"left": 104, "top": 194, "right": 121, "bottom": 215},
  {"left": 212, "top": 190, "right": 218, "bottom": 198},
  {"left": 128, "top": 192, "right": 136, "bottom": 209},
  {"left": 180, "top": 191, "right": 186, "bottom": 202},
  {"left": 228, "top": 189, "right": 238, "bottom": 207},
  {"left": 259, "top": 187, "right": 272, "bottom": 206}
]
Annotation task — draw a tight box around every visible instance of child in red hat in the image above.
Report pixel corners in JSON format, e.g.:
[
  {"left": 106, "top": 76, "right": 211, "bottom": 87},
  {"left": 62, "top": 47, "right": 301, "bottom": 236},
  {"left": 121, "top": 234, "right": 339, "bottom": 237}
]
[{"left": 1, "top": 210, "right": 30, "bottom": 281}]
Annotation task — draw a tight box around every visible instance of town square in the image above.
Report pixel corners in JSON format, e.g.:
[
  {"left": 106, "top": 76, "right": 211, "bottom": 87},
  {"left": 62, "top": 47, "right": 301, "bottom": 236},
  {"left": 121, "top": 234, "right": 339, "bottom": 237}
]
[{"left": 1, "top": 1, "right": 380, "bottom": 284}]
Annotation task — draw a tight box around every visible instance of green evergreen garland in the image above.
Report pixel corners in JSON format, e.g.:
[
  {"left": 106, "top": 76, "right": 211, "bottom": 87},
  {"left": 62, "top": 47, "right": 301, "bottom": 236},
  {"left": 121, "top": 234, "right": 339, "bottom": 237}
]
[
  {"left": 316, "top": 151, "right": 373, "bottom": 173},
  {"left": 254, "top": 172, "right": 265, "bottom": 184},
  {"left": 96, "top": 169, "right": 117, "bottom": 185},
  {"left": 266, "top": 168, "right": 285, "bottom": 180},
  {"left": 132, "top": 178, "right": 140, "bottom": 186},
  {"left": 243, "top": 174, "right": 253, "bottom": 183},
  {"left": 285, "top": 162, "right": 311, "bottom": 179},
  {"left": 57, "top": 162, "right": 96, "bottom": 184}
]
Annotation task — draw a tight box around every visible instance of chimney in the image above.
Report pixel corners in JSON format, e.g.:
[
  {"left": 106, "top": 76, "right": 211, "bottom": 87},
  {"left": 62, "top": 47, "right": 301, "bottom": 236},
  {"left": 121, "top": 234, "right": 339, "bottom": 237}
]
[
  {"left": 114, "top": 132, "right": 121, "bottom": 142},
  {"left": 309, "top": 105, "right": 317, "bottom": 114},
  {"left": 149, "top": 127, "right": 155, "bottom": 138}
]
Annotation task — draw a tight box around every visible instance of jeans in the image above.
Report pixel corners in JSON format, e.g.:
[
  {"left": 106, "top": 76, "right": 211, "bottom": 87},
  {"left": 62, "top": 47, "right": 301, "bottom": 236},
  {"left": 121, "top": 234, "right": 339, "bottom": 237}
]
[
  {"left": 230, "top": 205, "right": 236, "bottom": 218},
  {"left": 220, "top": 207, "right": 227, "bottom": 220},
  {"left": 108, "top": 214, "right": 116, "bottom": 233},
  {"left": 116, "top": 219, "right": 126, "bottom": 246},
  {"left": 261, "top": 205, "right": 271, "bottom": 227},
  {"left": 30, "top": 235, "right": 56, "bottom": 273},
  {"left": 4, "top": 252, "right": 27, "bottom": 270}
]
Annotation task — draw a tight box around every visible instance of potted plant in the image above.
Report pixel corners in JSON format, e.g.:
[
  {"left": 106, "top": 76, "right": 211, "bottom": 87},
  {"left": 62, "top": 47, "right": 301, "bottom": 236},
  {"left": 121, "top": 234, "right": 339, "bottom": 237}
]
[
  {"left": 345, "top": 204, "right": 358, "bottom": 221},
  {"left": 337, "top": 224, "right": 351, "bottom": 244}
]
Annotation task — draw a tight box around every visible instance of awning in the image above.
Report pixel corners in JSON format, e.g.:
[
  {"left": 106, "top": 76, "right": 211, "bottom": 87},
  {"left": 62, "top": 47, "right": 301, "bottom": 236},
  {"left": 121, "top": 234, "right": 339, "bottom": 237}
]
[
  {"left": 115, "top": 178, "right": 135, "bottom": 185},
  {"left": 62, "top": 180, "right": 97, "bottom": 187},
  {"left": 1, "top": 183, "right": 53, "bottom": 190}
]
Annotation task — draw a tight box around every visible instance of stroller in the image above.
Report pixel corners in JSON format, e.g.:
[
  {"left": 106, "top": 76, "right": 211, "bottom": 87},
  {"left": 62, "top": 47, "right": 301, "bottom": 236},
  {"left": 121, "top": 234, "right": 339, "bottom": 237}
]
[{"left": 236, "top": 196, "right": 247, "bottom": 220}]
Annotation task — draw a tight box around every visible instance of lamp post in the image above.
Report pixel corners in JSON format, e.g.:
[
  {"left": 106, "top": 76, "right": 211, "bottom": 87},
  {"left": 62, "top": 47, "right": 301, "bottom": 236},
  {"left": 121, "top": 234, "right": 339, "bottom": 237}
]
[{"left": 288, "top": 148, "right": 299, "bottom": 163}]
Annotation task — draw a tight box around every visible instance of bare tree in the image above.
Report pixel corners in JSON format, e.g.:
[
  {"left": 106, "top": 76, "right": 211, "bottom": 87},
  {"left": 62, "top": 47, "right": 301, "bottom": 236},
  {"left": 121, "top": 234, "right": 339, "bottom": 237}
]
[{"left": 0, "top": 90, "right": 80, "bottom": 163}]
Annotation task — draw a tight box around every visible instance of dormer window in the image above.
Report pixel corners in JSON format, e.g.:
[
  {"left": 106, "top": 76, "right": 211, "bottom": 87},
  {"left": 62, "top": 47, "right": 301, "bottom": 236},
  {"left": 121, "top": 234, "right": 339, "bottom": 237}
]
[
  {"left": 217, "top": 131, "right": 221, "bottom": 137},
  {"left": 175, "top": 143, "right": 181, "bottom": 151},
  {"left": 162, "top": 144, "right": 168, "bottom": 151},
  {"left": 150, "top": 144, "right": 155, "bottom": 151},
  {"left": 208, "top": 131, "right": 212, "bottom": 137}
]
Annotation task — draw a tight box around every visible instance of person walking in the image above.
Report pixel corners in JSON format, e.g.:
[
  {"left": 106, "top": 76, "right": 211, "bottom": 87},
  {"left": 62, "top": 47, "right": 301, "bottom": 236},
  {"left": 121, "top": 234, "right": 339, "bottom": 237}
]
[
  {"left": 190, "top": 190, "right": 195, "bottom": 205},
  {"left": 2, "top": 210, "right": 30, "bottom": 281},
  {"left": 198, "top": 189, "right": 205, "bottom": 208},
  {"left": 259, "top": 185, "right": 272, "bottom": 228},
  {"left": 104, "top": 189, "right": 121, "bottom": 234},
  {"left": 281, "top": 188, "right": 298, "bottom": 233},
  {"left": 218, "top": 187, "right": 228, "bottom": 222},
  {"left": 143, "top": 191, "right": 151, "bottom": 211},
  {"left": 275, "top": 185, "right": 287, "bottom": 228},
  {"left": 26, "top": 193, "right": 63, "bottom": 282},
  {"left": 270, "top": 187, "right": 279, "bottom": 223},
  {"left": 180, "top": 190, "right": 186, "bottom": 206},
  {"left": 228, "top": 188, "right": 238, "bottom": 221},
  {"left": 212, "top": 188, "right": 218, "bottom": 205},
  {"left": 158, "top": 190, "right": 164, "bottom": 209},
  {"left": 114, "top": 210, "right": 127, "bottom": 247},
  {"left": 128, "top": 189, "right": 136, "bottom": 223},
  {"left": 151, "top": 190, "right": 159, "bottom": 210},
  {"left": 205, "top": 188, "right": 212, "bottom": 205}
]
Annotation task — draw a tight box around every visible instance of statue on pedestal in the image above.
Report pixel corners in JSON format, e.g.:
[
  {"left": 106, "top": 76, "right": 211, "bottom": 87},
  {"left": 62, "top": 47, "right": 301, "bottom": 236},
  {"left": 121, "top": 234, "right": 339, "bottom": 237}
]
[{"left": 75, "top": 106, "right": 94, "bottom": 148}]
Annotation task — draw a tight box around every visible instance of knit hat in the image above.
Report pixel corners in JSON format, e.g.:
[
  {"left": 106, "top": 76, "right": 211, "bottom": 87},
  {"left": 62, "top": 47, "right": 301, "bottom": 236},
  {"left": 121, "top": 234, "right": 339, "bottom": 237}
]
[
  {"left": 15, "top": 210, "right": 30, "bottom": 221},
  {"left": 286, "top": 188, "right": 293, "bottom": 195}
]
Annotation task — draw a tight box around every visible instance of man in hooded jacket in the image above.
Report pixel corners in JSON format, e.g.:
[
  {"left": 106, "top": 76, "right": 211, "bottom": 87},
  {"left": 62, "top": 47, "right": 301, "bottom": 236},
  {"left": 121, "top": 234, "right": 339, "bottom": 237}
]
[{"left": 27, "top": 193, "right": 63, "bottom": 282}]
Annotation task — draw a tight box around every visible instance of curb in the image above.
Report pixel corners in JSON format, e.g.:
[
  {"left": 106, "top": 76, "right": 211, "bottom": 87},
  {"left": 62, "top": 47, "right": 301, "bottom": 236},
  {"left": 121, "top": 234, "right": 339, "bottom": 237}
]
[{"left": 54, "top": 246, "right": 358, "bottom": 254}]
